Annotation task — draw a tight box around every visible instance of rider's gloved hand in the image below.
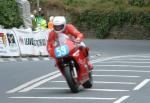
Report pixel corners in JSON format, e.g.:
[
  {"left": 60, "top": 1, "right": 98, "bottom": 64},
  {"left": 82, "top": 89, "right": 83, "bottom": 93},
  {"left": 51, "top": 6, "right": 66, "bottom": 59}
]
[{"left": 74, "top": 38, "right": 81, "bottom": 44}]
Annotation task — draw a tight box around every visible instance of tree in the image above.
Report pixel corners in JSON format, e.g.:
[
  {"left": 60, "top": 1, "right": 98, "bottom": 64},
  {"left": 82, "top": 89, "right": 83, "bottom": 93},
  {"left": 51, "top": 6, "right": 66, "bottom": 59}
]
[{"left": 0, "top": 0, "right": 23, "bottom": 28}]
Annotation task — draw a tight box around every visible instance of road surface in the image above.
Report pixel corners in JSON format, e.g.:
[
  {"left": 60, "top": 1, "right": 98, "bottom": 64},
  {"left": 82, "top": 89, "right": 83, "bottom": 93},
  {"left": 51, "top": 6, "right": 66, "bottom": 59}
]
[{"left": 1, "top": 39, "right": 150, "bottom": 103}]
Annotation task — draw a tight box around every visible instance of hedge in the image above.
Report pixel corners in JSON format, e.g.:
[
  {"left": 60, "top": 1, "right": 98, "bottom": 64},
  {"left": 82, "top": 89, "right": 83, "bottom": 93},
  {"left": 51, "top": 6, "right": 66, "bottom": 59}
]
[{"left": 70, "top": 9, "right": 150, "bottom": 38}]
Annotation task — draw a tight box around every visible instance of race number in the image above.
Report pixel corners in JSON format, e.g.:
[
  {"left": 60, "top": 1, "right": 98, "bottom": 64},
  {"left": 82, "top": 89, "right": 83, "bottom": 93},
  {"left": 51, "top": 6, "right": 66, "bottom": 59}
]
[{"left": 54, "top": 45, "right": 69, "bottom": 58}]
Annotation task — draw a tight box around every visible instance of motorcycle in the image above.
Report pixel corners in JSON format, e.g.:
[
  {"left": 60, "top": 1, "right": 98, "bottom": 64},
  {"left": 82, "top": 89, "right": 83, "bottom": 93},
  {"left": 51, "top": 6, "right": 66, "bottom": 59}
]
[{"left": 53, "top": 33, "right": 93, "bottom": 93}]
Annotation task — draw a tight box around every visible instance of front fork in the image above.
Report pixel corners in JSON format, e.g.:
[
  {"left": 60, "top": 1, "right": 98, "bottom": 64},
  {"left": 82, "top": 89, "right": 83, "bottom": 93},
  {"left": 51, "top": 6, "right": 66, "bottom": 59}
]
[
  {"left": 57, "top": 59, "right": 78, "bottom": 79},
  {"left": 71, "top": 61, "right": 78, "bottom": 78}
]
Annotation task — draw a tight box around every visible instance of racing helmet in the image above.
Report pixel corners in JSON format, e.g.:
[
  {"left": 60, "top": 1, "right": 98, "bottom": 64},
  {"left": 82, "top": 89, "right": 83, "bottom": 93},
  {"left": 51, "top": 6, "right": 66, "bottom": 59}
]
[{"left": 53, "top": 16, "right": 66, "bottom": 33}]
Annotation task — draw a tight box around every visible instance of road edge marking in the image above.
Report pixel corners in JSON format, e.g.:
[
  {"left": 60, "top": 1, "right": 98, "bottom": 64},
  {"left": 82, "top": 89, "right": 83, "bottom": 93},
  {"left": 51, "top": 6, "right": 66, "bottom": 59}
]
[
  {"left": 19, "top": 73, "right": 61, "bottom": 92},
  {"left": 93, "top": 74, "right": 140, "bottom": 78},
  {"left": 91, "top": 54, "right": 150, "bottom": 63},
  {"left": 133, "top": 79, "right": 150, "bottom": 90},
  {"left": 51, "top": 80, "right": 136, "bottom": 85},
  {"left": 6, "top": 53, "right": 150, "bottom": 93},
  {"left": 34, "top": 87, "right": 130, "bottom": 92},
  {"left": 6, "top": 70, "right": 59, "bottom": 94},
  {"left": 113, "top": 96, "right": 130, "bottom": 103},
  {"left": 9, "top": 96, "right": 116, "bottom": 100}
]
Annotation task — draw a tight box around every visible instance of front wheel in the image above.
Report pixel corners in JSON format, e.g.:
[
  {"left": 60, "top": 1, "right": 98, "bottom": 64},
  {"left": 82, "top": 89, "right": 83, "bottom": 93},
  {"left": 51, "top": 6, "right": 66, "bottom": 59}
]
[
  {"left": 64, "top": 66, "right": 79, "bottom": 93},
  {"left": 82, "top": 71, "right": 93, "bottom": 88}
]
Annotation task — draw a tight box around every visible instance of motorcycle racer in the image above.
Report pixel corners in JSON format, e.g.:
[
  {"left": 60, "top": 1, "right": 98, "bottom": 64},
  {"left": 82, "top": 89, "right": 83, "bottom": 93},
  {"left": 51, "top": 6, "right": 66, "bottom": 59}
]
[{"left": 47, "top": 16, "right": 93, "bottom": 70}]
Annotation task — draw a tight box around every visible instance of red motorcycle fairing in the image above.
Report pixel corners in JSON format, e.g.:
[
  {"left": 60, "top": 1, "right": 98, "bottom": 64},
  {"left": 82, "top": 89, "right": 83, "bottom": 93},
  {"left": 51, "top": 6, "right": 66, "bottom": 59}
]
[
  {"left": 71, "top": 49, "right": 90, "bottom": 83},
  {"left": 56, "top": 46, "right": 90, "bottom": 85},
  {"left": 54, "top": 33, "right": 90, "bottom": 85}
]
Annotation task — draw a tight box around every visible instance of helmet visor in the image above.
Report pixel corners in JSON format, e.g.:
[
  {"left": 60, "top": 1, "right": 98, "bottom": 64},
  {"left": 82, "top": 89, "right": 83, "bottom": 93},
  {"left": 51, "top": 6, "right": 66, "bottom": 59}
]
[{"left": 54, "top": 24, "right": 64, "bottom": 31}]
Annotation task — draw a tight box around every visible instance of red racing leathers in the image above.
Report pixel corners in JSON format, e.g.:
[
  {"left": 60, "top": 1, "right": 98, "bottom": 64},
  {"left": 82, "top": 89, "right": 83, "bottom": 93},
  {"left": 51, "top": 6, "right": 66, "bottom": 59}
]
[
  {"left": 47, "top": 24, "right": 84, "bottom": 58},
  {"left": 47, "top": 24, "right": 93, "bottom": 70}
]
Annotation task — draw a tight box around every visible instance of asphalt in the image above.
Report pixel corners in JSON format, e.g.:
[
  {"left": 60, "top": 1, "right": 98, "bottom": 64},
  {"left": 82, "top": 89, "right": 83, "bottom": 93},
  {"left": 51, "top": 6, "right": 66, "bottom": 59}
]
[{"left": 1, "top": 39, "right": 150, "bottom": 103}]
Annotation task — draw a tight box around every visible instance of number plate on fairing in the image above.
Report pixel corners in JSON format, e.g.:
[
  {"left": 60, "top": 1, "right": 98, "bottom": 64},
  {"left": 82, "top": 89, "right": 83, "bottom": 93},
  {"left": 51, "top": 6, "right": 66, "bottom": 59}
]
[{"left": 54, "top": 45, "right": 69, "bottom": 58}]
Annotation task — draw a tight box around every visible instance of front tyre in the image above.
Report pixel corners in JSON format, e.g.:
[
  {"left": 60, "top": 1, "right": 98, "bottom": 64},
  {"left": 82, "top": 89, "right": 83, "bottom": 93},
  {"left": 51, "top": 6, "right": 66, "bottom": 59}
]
[
  {"left": 64, "top": 66, "right": 79, "bottom": 93},
  {"left": 83, "top": 71, "right": 93, "bottom": 88}
]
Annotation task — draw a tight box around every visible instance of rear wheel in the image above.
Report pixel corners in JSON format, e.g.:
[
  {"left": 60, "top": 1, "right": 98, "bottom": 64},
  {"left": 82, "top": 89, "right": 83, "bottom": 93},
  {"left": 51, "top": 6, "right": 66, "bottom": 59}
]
[
  {"left": 64, "top": 66, "right": 79, "bottom": 93},
  {"left": 83, "top": 71, "right": 93, "bottom": 88}
]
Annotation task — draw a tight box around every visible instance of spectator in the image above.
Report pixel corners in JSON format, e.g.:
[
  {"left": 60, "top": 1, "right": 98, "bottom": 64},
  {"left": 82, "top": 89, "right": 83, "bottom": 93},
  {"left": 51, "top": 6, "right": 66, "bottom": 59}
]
[
  {"left": 48, "top": 16, "right": 54, "bottom": 30},
  {"left": 31, "top": 10, "right": 47, "bottom": 31},
  {"left": 37, "top": 12, "right": 47, "bottom": 30},
  {"left": 31, "top": 10, "right": 37, "bottom": 31}
]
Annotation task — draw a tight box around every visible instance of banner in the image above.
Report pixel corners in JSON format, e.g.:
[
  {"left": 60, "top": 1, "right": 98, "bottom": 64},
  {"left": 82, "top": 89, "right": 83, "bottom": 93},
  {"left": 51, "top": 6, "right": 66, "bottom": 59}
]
[
  {"left": 0, "top": 29, "right": 20, "bottom": 56},
  {"left": 32, "top": 29, "right": 50, "bottom": 56},
  {"left": 0, "top": 30, "right": 7, "bottom": 56},
  {"left": 0, "top": 28, "right": 50, "bottom": 57},
  {"left": 13, "top": 28, "right": 34, "bottom": 56}
]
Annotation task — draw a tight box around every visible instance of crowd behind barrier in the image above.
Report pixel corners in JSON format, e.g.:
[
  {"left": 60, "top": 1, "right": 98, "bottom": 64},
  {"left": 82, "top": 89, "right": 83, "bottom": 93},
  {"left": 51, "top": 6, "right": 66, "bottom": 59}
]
[{"left": 0, "top": 28, "right": 51, "bottom": 57}]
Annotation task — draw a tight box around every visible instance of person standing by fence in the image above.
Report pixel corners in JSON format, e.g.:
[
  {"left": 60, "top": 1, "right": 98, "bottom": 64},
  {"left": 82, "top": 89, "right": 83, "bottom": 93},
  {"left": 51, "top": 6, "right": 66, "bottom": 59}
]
[
  {"left": 48, "top": 16, "right": 54, "bottom": 30},
  {"left": 31, "top": 10, "right": 47, "bottom": 31}
]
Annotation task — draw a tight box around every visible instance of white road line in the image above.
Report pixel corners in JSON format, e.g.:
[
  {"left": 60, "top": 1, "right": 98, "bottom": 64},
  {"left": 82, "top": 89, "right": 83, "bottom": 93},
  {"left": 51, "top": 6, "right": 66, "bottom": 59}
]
[
  {"left": 6, "top": 54, "right": 100, "bottom": 93},
  {"left": 130, "top": 56, "right": 150, "bottom": 58},
  {"left": 94, "top": 65, "right": 150, "bottom": 68},
  {"left": 51, "top": 81, "right": 136, "bottom": 85},
  {"left": 32, "top": 58, "right": 40, "bottom": 61},
  {"left": 100, "top": 61, "right": 150, "bottom": 64},
  {"left": 21, "top": 58, "right": 28, "bottom": 61},
  {"left": 19, "top": 73, "right": 61, "bottom": 92},
  {"left": 6, "top": 54, "right": 150, "bottom": 94},
  {"left": 93, "top": 74, "right": 140, "bottom": 78},
  {"left": 34, "top": 87, "right": 130, "bottom": 92},
  {"left": 9, "top": 96, "right": 116, "bottom": 100},
  {"left": 43, "top": 58, "right": 50, "bottom": 61},
  {"left": 114, "top": 59, "right": 150, "bottom": 61},
  {"left": 93, "top": 69, "right": 150, "bottom": 73},
  {"left": 94, "top": 81, "right": 136, "bottom": 84},
  {"left": 6, "top": 70, "right": 59, "bottom": 94},
  {"left": 51, "top": 81, "right": 66, "bottom": 83},
  {"left": 6, "top": 53, "right": 99, "bottom": 93},
  {"left": 0, "top": 59, "right": 4, "bottom": 62},
  {"left": 9, "top": 58, "right": 17, "bottom": 61},
  {"left": 133, "top": 79, "right": 150, "bottom": 90},
  {"left": 114, "top": 56, "right": 150, "bottom": 58},
  {"left": 91, "top": 54, "right": 150, "bottom": 63},
  {"left": 114, "top": 96, "right": 130, "bottom": 103},
  {"left": 90, "top": 56, "right": 95, "bottom": 58},
  {"left": 96, "top": 54, "right": 101, "bottom": 56}
]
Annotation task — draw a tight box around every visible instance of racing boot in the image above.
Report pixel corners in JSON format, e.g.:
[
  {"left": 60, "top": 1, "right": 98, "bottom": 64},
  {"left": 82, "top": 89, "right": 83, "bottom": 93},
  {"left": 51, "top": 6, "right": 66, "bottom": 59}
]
[
  {"left": 80, "top": 46, "right": 93, "bottom": 71},
  {"left": 85, "top": 47, "right": 93, "bottom": 71},
  {"left": 87, "top": 57, "right": 93, "bottom": 71}
]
